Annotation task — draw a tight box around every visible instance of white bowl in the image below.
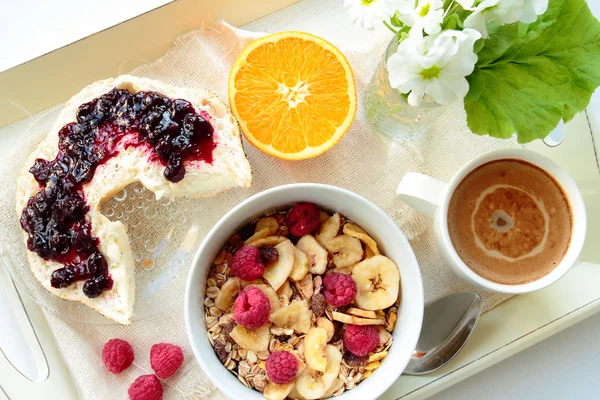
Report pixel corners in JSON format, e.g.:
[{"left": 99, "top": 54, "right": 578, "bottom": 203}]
[{"left": 184, "top": 184, "right": 424, "bottom": 400}]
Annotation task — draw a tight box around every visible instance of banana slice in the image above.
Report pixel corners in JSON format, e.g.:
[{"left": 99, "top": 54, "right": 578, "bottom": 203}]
[
  {"left": 229, "top": 324, "right": 270, "bottom": 352},
  {"left": 319, "top": 211, "right": 330, "bottom": 223},
  {"left": 332, "top": 311, "right": 386, "bottom": 326},
  {"left": 246, "top": 236, "right": 288, "bottom": 248},
  {"left": 304, "top": 327, "right": 328, "bottom": 372},
  {"left": 352, "top": 256, "right": 400, "bottom": 311},
  {"left": 331, "top": 266, "right": 354, "bottom": 275},
  {"left": 325, "top": 235, "right": 363, "bottom": 268},
  {"left": 295, "top": 345, "right": 342, "bottom": 400},
  {"left": 316, "top": 317, "right": 335, "bottom": 342},
  {"left": 270, "top": 300, "right": 312, "bottom": 333},
  {"left": 276, "top": 279, "right": 293, "bottom": 300},
  {"left": 315, "top": 213, "right": 341, "bottom": 247},
  {"left": 264, "top": 382, "right": 295, "bottom": 400},
  {"left": 240, "top": 278, "right": 264, "bottom": 288},
  {"left": 376, "top": 326, "right": 392, "bottom": 345},
  {"left": 323, "top": 378, "right": 344, "bottom": 398},
  {"left": 296, "top": 235, "right": 328, "bottom": 275},
  {"left": 288, "top": 385, "right": 306, "bottom": 400},
  {"left": 347, "top": 307, "right": 378, "bottom": 319},
  {"left": 343, "top": 223, "right": 381, "bottom": 256},
  {"left": 244, "top": 227, "right": 272, "bottom": 244},
  {"left": 214, "top": 277, "right": 241, "bottom": 311},
  {"left": 263, "top": 240, "right": 295, "bottom": 290},
  {"left": 289, "top": 247, "right": 310, "bottom": 282},
  {"left": 248, "top": 284, "right": 280, "bottom": 313},
  {"left": 256, "top": 217, "right": 279, "bottom": 235},
  {"left": 295, "top": 273, "right": 313, "bottom": 300},
  {"left": 365, "top": 245, "right": 377, "bottom": 259}
]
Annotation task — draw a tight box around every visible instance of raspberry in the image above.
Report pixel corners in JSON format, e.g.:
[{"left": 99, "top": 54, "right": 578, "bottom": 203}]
[
  {"left": 323, "top": 273, "right": 357, "bottom": 307},
  {"left": 266, "top": 350, "right": 299, "bottom": 384},
  {"left": 287, "top": 203, "right": 321, "bottom": 236},
  {"left": 102, "top": 338, "right": 134, "bottom": 374},
  {"left": 150, "top": 343, "right": 184, "bottom": 379},
  {"left": 128, "top": 374, "right": 163, "bottom": 400},
  {"left": 260, "top": 246, "right": 279, "bottom": 263},
  {"left": 234, "top": 286, "right": 271, "bottom": 329},
  {"left": 231, "top": 246, "right": 265, "bottom": 281},
  {"left": 343, "top": 324, "right": 380, "bottom": 357}
]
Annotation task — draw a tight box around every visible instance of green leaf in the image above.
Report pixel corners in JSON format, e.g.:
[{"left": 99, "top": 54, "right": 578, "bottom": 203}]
[{"left": 464, "top": 0, "right": 600, "bottom": 143}]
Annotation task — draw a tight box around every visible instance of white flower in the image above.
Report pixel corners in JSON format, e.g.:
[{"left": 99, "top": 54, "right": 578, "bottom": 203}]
[
  {"left": 456, "top": 0, "right": 475, "bottom": 8},
  {"left": 387, "top": 28, "right": 482, "bottom": 107},
  {"left": 397, "top": 0, "right": 445, "bottom": 35},
  {"left": 344, "top": 0, "right": 397, "bottom": 30},
  {"left": 519, "top": 0, "right": 548, "bottom": 23},
  {"left": 464, "top": 0, "right": 524, "bottom": 38}
]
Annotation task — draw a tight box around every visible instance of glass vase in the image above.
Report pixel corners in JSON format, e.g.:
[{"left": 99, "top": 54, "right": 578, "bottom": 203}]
[{"left": 365, "top": 37, "right": 446, "bottom": 141}]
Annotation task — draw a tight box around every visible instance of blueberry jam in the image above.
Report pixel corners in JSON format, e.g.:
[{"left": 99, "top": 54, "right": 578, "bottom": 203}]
[{"left": 20, "top": 88, "right": 215, "bottom": 298}]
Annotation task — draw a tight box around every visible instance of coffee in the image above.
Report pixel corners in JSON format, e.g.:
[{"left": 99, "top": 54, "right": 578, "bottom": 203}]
[{"left": 447, "top": 159, "right": 572, "bottom": 285}]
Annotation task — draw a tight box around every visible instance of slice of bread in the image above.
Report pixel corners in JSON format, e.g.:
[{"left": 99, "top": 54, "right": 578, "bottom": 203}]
[{"left": 15, "top": 75, "right": 252, "bottom": 325}]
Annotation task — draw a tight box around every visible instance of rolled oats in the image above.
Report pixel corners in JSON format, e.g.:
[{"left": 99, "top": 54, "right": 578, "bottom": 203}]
[
  {"left": 205, "top": 286, "right": 219, "bottom": 299},
  {"left": 247, "top": 351, "right": 258, "bottom": 364}
]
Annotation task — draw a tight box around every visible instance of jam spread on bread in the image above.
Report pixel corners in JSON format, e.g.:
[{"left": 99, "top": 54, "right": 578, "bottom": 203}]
[{"left": 20, "top": 88, "right": 215, "bottom": 297}]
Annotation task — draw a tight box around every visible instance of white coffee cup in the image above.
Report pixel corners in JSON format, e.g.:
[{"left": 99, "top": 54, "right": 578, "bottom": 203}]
[{"left": 397, "top": 148, "right": 587, "bottom": 294}]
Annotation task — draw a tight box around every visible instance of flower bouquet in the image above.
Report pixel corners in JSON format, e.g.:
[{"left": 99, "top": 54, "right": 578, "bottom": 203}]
[{"left": 346, "top": 0, "right": 600, "bottom": 143}]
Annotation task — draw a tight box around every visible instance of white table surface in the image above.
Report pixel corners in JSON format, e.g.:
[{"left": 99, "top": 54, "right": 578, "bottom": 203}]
[{"left": 1, "top": 1, "right": 600, "bottom": 399}]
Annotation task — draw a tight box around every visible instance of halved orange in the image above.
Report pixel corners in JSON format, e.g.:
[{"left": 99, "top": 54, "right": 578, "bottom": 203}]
[{"left": 228, "top": 31, "right": 357, "bottom": 160}]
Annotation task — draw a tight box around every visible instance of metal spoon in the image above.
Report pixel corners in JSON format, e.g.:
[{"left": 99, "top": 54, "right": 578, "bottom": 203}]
[{"left": 404, "top": 291, "right": 482, "bottom": 375}]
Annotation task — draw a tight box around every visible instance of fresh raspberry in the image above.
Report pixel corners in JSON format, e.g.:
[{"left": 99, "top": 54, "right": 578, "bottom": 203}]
[
  {"left": 343, "top": 324, "right": 380, "bottom": 357},
  {"left": 260, "top": 246, "right": 279, "bottom": 263},
  {"left": 231, "top": 246, "right": 265, "bottom": 281},
  {"left": 150, "top": 343, "right": 184, "bottom": 379},
  {"left": 323, "top": 273, "right": 357, "bottom": 307},
  {"left": 266, "top": 350, "right": 299, "bottom": 384},
  {"left": 234, "top": 286, "right": 271, "bottom": 329},
  {"left": 287, "top": 203, "right": 321, "bottom": 236},
  {"left": 102, "top": 338, "right": 134, "bottom": 374},
  {"left": 128, "top": 374, "right": 163, "bottom": 400}
]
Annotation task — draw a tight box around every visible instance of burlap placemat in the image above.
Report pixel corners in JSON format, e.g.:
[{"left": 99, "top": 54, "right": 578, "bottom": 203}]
[{"left": 36, "top": 21, "right": 517, "bottom": 399}]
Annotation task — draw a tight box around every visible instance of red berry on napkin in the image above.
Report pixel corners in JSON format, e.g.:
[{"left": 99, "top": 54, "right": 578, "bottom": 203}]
[
  {"left": 102, "top": 338, "right": 134, "bottom": 374},
  {"left": 150, "top": 343, "right": 184, "bottom": 379},
  {"left": 128, "top": 374, "right": 163, "bottom": 400}
]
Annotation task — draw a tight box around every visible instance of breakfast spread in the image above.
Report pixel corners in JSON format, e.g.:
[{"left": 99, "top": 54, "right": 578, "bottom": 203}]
[
  {"left": 203, "top": 203, "right": 401, "bottom": 400},
  {"left": 15, "top": 75, "right": 252, "bottom": 325},
  {"left": 448, "top": 159, "right": 572, "bottom": 285},
  {"left": 228, "top": 31, "right": 357, "bottom": 160}
]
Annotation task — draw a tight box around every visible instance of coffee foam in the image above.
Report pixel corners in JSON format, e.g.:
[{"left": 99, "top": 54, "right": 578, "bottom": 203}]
[
  {"left": 447, "top": 159, "right": 572, "bottom": 285},
  {"left": 471, "top": 184, "right": 550, "bottom": 262}
]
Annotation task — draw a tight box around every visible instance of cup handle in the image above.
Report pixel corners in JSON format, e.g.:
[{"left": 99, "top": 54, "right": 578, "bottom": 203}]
[{"left": 397, "top": 173, "right": 447, "bottom": 219}]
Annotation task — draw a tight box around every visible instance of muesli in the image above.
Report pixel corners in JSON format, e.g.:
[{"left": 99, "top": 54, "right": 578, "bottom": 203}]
[{"left": 204, "top": 203, "right": 400, "bottom": 400}]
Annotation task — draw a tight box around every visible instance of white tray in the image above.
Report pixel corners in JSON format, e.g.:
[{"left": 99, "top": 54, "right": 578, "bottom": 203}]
[{"left": 1, "top": 1, "right": 599, "bottom": 399}]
